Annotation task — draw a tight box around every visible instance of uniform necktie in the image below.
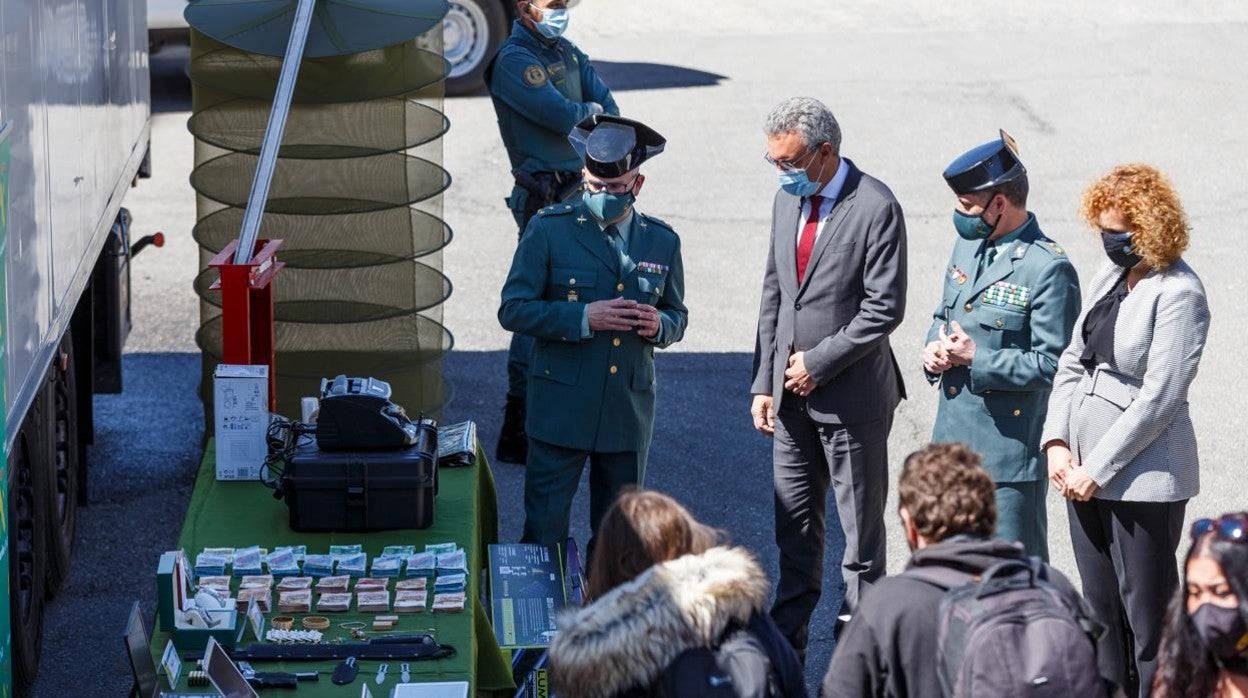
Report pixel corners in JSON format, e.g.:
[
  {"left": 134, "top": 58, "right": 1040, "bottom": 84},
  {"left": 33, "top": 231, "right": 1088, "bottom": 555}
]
[
  {"left": 796, "top": 195, "right": 823, "bottom": 284},
  {"left": 605, "top": 224, "right": 625, "bottom": 275},
  {"left": 976, "top": 241, "right": 998, "bottom": 280}
]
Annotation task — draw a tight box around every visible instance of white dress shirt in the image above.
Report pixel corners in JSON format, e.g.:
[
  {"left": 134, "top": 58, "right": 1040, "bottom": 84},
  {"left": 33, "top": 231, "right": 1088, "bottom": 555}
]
[{"left": 795, "top": 157, "right": 850, "bottom": 245}]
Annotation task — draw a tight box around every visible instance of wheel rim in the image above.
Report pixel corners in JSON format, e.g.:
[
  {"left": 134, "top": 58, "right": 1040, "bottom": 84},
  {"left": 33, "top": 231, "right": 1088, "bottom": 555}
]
[{"left": 443, "top": 1, "right": 490, "bottom": 79}]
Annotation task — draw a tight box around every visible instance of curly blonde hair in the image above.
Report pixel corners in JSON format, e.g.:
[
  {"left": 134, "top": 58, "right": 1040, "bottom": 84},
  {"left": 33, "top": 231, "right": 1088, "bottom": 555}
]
[{"left": 1081, "top": 164, "right": 1189, "bottom": 269}]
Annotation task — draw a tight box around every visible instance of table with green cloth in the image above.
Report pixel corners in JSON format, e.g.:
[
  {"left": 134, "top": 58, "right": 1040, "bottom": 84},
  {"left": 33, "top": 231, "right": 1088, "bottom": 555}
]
[{"left": 150, "top": 439, "right": 515, "bottom": 696}]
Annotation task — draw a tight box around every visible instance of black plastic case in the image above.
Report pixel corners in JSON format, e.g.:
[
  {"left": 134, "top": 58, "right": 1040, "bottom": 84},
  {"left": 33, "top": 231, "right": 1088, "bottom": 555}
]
[{"left": 282, "top": 441, "right": 436, "bottom": 532}]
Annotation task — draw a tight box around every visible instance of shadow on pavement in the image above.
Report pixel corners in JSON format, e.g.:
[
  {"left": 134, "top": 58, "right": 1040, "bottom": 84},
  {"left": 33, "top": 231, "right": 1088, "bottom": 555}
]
[{"left": 593, "top": 60, "right": 728, "bottom": 91}]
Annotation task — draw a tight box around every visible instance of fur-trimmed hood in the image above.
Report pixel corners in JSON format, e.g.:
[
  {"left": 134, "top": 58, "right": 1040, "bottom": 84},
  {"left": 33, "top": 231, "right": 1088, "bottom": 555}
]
[{"left": 548, "top": 546, "right": 770, "bottom": 698}]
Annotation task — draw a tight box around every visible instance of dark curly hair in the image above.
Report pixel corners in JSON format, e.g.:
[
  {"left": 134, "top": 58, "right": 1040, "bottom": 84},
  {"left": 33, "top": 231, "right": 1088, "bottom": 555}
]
[
  {"left": 1153, "top": 513, "right": 1248, "bottom": 698},
  {"left": 898, "top": 442, "right": 996, "bottom": 542}
]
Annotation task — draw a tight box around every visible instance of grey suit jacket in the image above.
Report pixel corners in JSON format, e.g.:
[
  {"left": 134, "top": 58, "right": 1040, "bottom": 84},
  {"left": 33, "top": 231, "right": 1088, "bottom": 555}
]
[
  {"left": 1041, "top": 259, "right": 1210, "bottom": 501},
  {"left": 751, "top": 160, "right": 907, "bottom": 424}
]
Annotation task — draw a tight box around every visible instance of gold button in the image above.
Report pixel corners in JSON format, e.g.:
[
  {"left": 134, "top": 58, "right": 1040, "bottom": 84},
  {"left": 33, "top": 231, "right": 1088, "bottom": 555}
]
[
  {"left": 948, "top": 386, "right": 958, "bottom": 396},
  {"left": 613, "top": 338, "right": 621, "bottom": 347},
  {"left": 617, "top": 283, "right": 625, "bottom": 292},
  {"left": 964, "top": 302, "right": 973, "bottom": 312},
  {"left": 996, "top": 319, "right": 1004, "bottom": 328},
  {"left": 609, "top": 365, "right": 618, "bottom": 374},
  {"left": 569, "top": 278, "right": 576, "bottom": 285},
  {"left": 1013, "top": 409, "right": 1021, "bottom": 416}
]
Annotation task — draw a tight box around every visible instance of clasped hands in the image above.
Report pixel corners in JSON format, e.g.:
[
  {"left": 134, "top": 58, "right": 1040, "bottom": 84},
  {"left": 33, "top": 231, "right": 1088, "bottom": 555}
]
[
  {"left": 923, "top": 321, "right": 976, "bottom": 374},
  {"left": 1046, "top": 441, "right": 1099, "bottom": 501},
  {"left": 587, "top": 297, "right": 660, "bottom": 338}
]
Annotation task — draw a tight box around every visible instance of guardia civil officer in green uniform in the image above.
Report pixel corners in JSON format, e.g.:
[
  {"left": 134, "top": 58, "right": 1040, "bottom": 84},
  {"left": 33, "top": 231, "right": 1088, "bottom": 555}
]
[
  {"left": 923, "top": 131, "right": 1081, "bottom": 561},
  {"left": 499, "top": 114, "right": 686, "bottom": 554},
  {"left": 487, "top": 0, "right": 620, "bottom": 466}
]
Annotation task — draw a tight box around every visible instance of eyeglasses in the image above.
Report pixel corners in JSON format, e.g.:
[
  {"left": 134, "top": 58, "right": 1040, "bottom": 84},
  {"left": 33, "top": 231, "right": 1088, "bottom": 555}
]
[
  {"left": 1191, "top": 514, "right": 1248, "bottom": 542},
  {"left": 584, "top": 176, "right": 637, "bottom": 195},
  {"left": 763, "top": 145, "right": 822, "bottom": 173}
]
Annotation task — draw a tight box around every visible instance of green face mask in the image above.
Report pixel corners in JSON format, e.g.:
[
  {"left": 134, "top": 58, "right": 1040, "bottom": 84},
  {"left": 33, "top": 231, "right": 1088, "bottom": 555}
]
[{"left": 952, "top": 194, "right": 1000, "bottom": 240}]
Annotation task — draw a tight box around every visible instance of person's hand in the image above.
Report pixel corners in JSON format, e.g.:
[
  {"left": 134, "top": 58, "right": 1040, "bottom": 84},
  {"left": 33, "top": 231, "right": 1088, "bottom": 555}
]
[
  {"left": 941, "top": 321, "right": 976, "bottom": 366},
  {"left": 1062, "top": 464, "right": 1100, "bottom": 502},
  {"left": 751, "top": 394, "right": 775, "bottom": 436},
  {"left": 1046, "top": 441, "right": 1074, "bottom": 493},
  {"left": 633, "top": 303, "right": 661, "bottom": 338},
  {"left": 783, "top": 352, "right": 816, "bottom": 396},
  {"left": 923, "top": 340, "right": 953, "bottom": 374},
  {"left": 587, "top": 298, "right": 639, "bottom": 332}
]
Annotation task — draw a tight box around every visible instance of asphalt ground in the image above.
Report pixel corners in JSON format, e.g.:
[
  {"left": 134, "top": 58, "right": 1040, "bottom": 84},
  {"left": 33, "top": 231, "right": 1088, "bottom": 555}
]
[{"left": 32, "top": 3, "right": 1248, "bottom": 695}]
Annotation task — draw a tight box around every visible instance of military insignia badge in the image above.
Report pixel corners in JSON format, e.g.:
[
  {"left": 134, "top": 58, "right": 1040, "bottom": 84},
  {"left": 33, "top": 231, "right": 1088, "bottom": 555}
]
[
  {"left": 638, "top": 261, "right": 668, "bottom": 275},
  {"left": 523, "top": 64, "right": 547, "bottom": 87},
  {"left": 1046, "top": 241, "right": 1065, "bottom": 255},
  {"left": 982, "top": 281, "right": 1031, "bottom": 309},
  {"left": 948, "top": 265, "right": 969, "bottom": 285},
  {"left": 567, "top": 290, "right": 579, "bottom": 303}
]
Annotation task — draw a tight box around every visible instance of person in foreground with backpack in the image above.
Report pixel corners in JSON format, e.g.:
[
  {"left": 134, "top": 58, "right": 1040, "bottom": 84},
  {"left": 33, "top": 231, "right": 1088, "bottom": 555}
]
[
  {"left": 547, "top": 489, "right": 807, "bottom": 698},
  {"left": 1153, "top": 512, "right": 1248, "bottom": 698},
  {"left": 822, "top": 442, "right": 1114, "bottom": 698}
]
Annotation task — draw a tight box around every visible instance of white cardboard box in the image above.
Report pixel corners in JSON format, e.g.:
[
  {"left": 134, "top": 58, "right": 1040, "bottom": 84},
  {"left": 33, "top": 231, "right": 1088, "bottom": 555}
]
[{"left": 214, "top": 365, "right": 269, "bottom": 481}]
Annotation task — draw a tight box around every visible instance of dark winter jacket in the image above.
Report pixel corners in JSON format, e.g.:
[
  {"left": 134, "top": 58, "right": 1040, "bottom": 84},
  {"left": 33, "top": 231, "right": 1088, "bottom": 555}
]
[
  {"left": 548, "top": 546, "right": 807, "bottom": 698},
  {"left": 821, "top": 536, "right": 1083, "bottom": 698}
]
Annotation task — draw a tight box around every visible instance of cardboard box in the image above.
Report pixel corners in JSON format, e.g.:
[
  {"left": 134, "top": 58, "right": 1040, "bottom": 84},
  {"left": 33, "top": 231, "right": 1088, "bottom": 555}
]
[{"left": 214, "top": 364, "right": 269, "bottom": 481}]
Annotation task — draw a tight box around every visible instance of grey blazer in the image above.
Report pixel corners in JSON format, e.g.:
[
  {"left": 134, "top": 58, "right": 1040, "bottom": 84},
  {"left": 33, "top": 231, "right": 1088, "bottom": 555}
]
[
  {"left": 1041, "top": 259, "right": 1210, "bottom": 501},
  {"left": 751, "top": 160, "right": 907, "bottom": 424}
]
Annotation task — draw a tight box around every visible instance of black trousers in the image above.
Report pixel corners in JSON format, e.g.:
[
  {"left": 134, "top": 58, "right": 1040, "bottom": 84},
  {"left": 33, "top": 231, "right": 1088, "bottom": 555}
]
[
  {"left": 1068, "top": 497, "right": 1186, "bottom": 698},
  {"left": 769, "top": 397, "right": 892, "bottom": 654}
]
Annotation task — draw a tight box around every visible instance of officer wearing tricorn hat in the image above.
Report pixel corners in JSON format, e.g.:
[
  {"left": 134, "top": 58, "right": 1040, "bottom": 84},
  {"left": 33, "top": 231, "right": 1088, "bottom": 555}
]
[
  {"left": 922, "top": 130, "right": 1081, "bottom": 560},
  {"left": 499, "top": 114, "right": 687, "bottom": 555}
]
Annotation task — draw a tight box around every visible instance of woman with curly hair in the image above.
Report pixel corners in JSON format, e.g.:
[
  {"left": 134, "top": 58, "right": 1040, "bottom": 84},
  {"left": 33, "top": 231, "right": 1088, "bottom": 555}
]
[
  {"left": 1154, "top": 513, "right": 1248, "bottom": 698},
  {"left": 1040, "top": 163, "right": 1211, "bottom": 696}
]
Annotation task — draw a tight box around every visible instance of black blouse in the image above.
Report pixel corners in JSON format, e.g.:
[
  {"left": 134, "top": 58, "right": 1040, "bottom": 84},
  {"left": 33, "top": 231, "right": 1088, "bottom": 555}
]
[{"left": 1081, "top": 271, "right": 1130, "bottom": 369}]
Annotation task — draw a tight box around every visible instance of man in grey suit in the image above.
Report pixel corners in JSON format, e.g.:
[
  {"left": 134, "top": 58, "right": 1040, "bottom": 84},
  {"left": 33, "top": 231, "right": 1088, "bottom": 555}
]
[{"left": 751, "top": 97, "right": 907, "bottom": 659}]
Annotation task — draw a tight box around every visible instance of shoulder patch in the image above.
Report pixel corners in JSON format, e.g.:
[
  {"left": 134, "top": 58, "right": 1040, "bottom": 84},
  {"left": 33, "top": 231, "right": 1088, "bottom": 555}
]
[
  {"left": 523, "top": 64, "right": 548, "bottom": 87},
  {"left": 638, "top": 213, "right": 674, "bottom": 233}
]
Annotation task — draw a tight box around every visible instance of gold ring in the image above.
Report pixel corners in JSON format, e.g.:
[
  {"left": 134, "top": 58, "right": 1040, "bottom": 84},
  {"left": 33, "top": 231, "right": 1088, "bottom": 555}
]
[
  {"left": 271, "top": 616, "right": 294, "bottom": 630},
  {"left": 339, "top": 621, "right": 367, "bottom": 631},
  {"left": 302, "top": 616, "right": 330, "bottom": 631}
]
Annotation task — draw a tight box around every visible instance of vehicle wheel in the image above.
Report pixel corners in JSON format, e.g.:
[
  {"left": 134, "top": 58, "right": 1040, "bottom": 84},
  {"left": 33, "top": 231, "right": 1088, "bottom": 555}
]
[
  {"left": 444, "top": 0, "right": 509, "bottom": 96},
  {"left": 9, "top": 387, "right": 51, "bottom": 693},
  {"left": 46, "top": 335, "right": 80, "bottom": 596}
]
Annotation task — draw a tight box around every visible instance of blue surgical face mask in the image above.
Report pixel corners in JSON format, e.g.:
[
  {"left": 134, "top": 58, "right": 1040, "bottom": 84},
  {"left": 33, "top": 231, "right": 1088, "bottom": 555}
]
[
  {"left": 584, "top": 189, "right": 634, "bottom": 223},
  {"left": 530, "top": 4, "right": 569, "bottom": 39},
  {"left": 952, "top": 194, "right": 1001, "bottom": 241},
  {"left": 776, "top": 147, "right": 829, "bottom": 197}
]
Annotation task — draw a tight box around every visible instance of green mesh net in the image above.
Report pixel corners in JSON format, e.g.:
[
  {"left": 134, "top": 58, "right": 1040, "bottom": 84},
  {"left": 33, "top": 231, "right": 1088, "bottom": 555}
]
[{"left": 187, "top": 0, "right": 453, "bottom": 426}]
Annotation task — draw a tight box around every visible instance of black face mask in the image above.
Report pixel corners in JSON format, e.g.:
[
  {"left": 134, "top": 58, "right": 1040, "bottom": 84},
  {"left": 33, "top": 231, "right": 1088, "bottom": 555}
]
[
  {"left": 1100, "top": 230, "right": 1143, "bottom": 268},
  {"left": 1191, "top": 603, "right": 1248, "bottom": 673}
]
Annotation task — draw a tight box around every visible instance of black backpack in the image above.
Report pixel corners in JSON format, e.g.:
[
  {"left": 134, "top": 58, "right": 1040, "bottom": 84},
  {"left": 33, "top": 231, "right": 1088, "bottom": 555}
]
[
  {"left": 905, "top": 557, "right": 1108, "bottom": 698},
  {"left": 653, "top": 622, "right": 779, "bottom": 698}
]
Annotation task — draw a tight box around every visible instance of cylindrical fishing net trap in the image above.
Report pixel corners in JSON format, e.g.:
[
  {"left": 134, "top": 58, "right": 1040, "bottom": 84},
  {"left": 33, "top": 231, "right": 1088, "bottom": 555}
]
[{"left": 185, "top": 0, "right": 455, "bottom": 424}]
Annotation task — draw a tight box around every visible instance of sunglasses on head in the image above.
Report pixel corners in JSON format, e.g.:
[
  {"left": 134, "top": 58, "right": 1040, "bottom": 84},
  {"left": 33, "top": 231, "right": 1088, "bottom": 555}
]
[{"left": 1191, "top": 514, "right": 1248, "bottom": 542}]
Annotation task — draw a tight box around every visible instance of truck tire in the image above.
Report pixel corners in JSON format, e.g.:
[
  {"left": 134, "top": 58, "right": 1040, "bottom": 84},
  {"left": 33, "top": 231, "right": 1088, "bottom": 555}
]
[
  {"left": 445, "top": 0, "right": 509, "bottom": 96},
  {"left": 9, "top": 386, "right": 52, "bottom": 693},
  {"left": 46, "top": 333, "right": 81, "bottom": 596}
]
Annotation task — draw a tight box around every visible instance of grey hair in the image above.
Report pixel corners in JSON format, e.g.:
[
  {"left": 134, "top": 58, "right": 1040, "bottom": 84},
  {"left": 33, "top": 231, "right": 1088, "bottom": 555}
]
[{"left": 764, "top": 97, "right": 842, "bottom": 153}]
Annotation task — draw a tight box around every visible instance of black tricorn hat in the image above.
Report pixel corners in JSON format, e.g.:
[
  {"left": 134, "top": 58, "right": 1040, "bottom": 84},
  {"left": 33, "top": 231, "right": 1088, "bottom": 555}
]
[
  {"left": 569, "top": 114, "right": 666, "bottom": 179},
  {"left": 943, "top": 129, "right": 1026, "bottom": 194}
]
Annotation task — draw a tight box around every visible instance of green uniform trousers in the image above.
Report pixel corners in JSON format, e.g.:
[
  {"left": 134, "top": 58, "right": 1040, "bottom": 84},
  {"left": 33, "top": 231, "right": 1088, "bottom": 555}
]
[
  {"left": 521, "top": 437, "right": 646, "bottom": 559},
  {"left": 995, "top": 479, "right": 1048, "bottom": 562}
]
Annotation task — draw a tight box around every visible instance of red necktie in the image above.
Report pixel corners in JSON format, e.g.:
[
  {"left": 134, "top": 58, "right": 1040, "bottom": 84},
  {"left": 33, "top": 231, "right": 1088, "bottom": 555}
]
[{"left": 796, "top": 195, "right": 823, "bottom": 284}]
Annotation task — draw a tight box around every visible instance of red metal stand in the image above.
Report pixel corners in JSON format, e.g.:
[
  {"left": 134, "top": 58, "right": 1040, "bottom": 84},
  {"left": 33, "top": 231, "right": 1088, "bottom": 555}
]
[{"left": 208, "top": 238, "right": 284, "bottom": 410}]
